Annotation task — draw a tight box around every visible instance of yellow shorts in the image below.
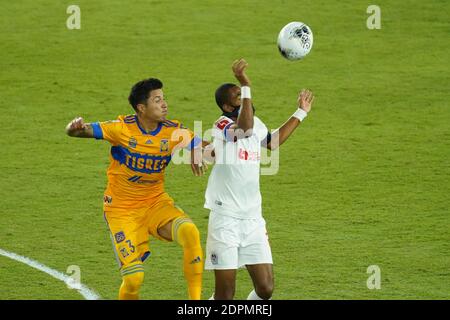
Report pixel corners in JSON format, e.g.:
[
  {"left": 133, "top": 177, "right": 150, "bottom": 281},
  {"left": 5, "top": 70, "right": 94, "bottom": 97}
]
[{"left": 103, "top": 192, "right": 186, "bottom": 268}]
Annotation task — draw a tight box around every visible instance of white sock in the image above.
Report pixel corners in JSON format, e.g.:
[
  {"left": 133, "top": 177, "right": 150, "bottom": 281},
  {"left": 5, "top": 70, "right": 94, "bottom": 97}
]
[
  {"left": 247, "top": 289, "right": 264, "bottom": 300},
  {"left": 209, "top": 293, "right": 215, "bottom": 300}
]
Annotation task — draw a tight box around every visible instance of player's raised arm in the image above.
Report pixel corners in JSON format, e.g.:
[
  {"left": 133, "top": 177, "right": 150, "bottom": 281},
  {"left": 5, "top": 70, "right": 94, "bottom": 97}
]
[
  {"left": 65, "top": 116, "right": 95, "bottom": 138},
  {"left": 263, "top": 89, "right": 314, "bottom": 150},
  {"left": 232, "top": 59, "right": 253, "bottom": 133},
  {"left": 219, "top": 59, "right": 254, "bottom": 141}
]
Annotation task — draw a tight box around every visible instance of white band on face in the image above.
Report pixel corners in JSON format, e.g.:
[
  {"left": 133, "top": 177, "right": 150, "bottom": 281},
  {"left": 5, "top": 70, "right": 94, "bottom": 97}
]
[
  {"left": 293, "top": 108, "right": 308, "bottom": 121},
  {"left": 241, "top": 86, "right": 251, "bottom": 99}
]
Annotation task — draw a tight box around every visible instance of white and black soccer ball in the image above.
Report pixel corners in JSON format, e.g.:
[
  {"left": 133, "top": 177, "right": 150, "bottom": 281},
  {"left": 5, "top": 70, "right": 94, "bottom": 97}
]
[{"left": 277, "top": 22, "right": 313, "bottom": 61}]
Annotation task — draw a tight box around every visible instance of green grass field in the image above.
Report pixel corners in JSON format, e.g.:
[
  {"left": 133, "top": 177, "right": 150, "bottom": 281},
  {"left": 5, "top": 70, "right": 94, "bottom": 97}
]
[{"left": 0, "top": 0, "right": 449, "bottom": 300}]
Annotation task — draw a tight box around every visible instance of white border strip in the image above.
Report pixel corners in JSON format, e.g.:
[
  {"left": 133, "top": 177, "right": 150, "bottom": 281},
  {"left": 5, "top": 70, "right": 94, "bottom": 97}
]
[{"left": 0, "top": 248, "right": 101, "bottom": 300}]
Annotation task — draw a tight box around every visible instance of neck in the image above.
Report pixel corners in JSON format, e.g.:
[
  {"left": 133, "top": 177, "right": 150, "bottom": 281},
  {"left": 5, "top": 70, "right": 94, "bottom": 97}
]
[{"left": 136, "top": 114, "right": 159, "bottom": 133}]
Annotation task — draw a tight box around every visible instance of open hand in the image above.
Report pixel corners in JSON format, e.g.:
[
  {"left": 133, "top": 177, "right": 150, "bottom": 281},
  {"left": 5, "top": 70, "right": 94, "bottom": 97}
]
[
  {"left": 191, "top": 147, "right": 208, "bottom": 176},
  {"left": 298, "top": 89, "right": 314, "bottom": 113}
]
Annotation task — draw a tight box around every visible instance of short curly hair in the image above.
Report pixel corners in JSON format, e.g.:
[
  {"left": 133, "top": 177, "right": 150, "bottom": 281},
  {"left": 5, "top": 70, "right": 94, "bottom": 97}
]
[
  {"left": 128, "top": 78, "right": 163, "bottom": 111},
  {"left": 215, "top": 83, "right": 238, "bottom": 111}
]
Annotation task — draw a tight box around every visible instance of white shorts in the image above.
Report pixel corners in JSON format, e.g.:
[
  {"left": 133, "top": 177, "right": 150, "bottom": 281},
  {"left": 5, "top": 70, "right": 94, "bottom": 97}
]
[{"left": 205, "top": 210, "right": 273, "bottom": 270}]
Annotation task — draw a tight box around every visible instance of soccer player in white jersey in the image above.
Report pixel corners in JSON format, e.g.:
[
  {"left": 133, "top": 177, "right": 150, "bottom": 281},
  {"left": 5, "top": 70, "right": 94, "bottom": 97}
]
[{"left": 204, "top": 59, "right": 315, "bottom": 300}]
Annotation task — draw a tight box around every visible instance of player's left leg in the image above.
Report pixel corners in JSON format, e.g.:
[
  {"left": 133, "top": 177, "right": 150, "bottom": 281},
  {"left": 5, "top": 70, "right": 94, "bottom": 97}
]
[
  {"left": 158, "top": 216, "right": 204, "bottom": 300},
  {"left": 246, "top": 263, "right": 274, "bottom": 300},
  {"left": 147, "top": 196, "right": 203, "bottom": 300}
]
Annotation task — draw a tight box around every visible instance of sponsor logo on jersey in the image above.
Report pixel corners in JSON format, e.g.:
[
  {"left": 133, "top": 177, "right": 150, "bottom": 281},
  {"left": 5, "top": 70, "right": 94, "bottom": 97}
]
[
  {"left": 145, "top": 139, "right": 153, "bottom": 144},
  {"left": 238, "top": 148, "right": 260, "bottom": 161},
  {"left": 128, "top": 137, "right": 137, "bottom": 148},
  {"left": 137, "top": 179, "right": 159, "bottom": 185},
  {"left": 160, "top": 139, "right": 169, "bottom": 152},
  {"left": 114, "top": 231, "right": 126, "bottom": 243},
  {"left": 128, "top": 175, "right": 159, "bottom": 184},
  {"left": 215, "top": 200, "right": 223, "bottom": 206}
]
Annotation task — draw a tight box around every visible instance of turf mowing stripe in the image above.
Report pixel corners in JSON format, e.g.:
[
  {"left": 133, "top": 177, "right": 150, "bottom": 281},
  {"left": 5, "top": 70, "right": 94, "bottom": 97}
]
[{"left": 0, "top": 248, "right": 101, "bottom": 300}]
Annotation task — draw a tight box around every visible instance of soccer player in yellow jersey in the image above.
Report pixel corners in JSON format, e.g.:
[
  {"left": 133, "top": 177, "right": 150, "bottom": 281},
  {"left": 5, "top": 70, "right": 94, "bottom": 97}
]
[{"left": 65, "top": 78, "right": 206, "bottom": 300}]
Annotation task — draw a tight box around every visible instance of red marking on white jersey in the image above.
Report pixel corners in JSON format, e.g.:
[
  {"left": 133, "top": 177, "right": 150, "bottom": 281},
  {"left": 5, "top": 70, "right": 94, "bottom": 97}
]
[
  {"left": 216, "top": 119, "right": 230, "bottom": 130},
  {"left": 238, "top": 148, "right": 260, "bottom": 161}
]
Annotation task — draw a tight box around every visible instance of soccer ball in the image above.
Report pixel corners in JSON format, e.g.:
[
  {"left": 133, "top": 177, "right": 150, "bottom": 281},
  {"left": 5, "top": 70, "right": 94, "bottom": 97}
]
[{"left": 277, "top": 22, "right": 313, "bottom": 61}]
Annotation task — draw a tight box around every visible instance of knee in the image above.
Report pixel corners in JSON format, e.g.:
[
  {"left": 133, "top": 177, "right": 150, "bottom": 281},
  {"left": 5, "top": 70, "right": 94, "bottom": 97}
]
[
  {"left": 122, "top": 272, "right": 145, "bottom": 293},
  {"left": 177, "top": 221, "right": 201, "bottom": 248},
  {"left": 256, "top": 281, "right": 274, "bottom": 300}
]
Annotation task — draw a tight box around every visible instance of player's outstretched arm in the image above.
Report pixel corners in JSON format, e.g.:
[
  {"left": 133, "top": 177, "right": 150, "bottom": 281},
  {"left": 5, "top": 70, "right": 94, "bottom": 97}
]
[
  {"left": 190, "top": 141, "right": 209, "bottom": 176},
  {"left": 65, "top": 116, "right": 95, "bottom": 138},
  {"left": 264, "top": 89, "right": 314, "bottom": 150},
  {"left": 202, "top": 142, "right": 215, "bottom": 165}
]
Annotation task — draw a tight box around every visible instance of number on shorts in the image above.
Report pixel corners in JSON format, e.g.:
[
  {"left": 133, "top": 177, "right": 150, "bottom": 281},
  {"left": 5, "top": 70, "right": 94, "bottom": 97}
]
[{"left": 126, "top": 240, "right": 135, "bottom": 253}]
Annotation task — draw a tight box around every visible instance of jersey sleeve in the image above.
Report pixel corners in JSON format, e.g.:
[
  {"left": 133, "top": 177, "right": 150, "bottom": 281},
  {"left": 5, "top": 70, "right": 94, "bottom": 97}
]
[
  {"left": 212, "top": 116, "right": 234, "bottom": 141},
  {"left": 253, "top": 116, "right": 269, "bottom": 142},
  {"left": 91, "top": 119, "right": 124, "bottom": 144}
]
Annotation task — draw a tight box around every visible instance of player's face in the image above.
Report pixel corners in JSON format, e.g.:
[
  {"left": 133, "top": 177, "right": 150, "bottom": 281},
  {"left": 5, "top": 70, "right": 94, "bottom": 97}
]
[
  {"left": 223, "top": 86, "right": 256, "bottom": 117},
  {"left": 228, "top": 86, "right": 241, "bottom": 108},
  {"left": 142, "top": 89, "right": 168, "bottom": 121}
]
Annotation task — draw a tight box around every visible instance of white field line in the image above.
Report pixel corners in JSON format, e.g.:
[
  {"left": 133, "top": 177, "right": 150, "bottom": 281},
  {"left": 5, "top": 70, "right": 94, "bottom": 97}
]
[{"left": 0, "top": 248, "right": 101, "bottom": 300}]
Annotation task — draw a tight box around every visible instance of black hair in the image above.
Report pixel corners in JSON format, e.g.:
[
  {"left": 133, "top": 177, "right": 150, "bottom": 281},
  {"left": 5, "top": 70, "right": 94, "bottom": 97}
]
[
  {"left": 128, "top": 78, "right": 163, "bottom": 111},
  {"left": 215, "top": 83, "right": 237, "bottom": 110}
]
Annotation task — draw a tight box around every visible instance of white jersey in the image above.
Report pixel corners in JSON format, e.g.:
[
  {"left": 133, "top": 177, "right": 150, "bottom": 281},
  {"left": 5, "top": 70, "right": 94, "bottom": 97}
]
[{"left": 204, "top": 115, "right": 268, "bottom": 219}]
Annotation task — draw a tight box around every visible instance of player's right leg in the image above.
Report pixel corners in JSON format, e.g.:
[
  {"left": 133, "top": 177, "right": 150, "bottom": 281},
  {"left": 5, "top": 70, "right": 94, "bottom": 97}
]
[
  {"left": 205, "top": 211, "right": 240, "bottom": 300},
  {"left": 104, "top": 210, "right": 149, "bottom": 300},
  {"left": 239, "top": 216, "right": 274, "bottom": 300},
  {"left": 119, "top": 259, "right": 145, "bottom": 300},
  {"left": 246, "top": 263, "right": 274, "bottom": 300},
  {"left": 213, "top": 270, "right": 237, "bottom": 300}
]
